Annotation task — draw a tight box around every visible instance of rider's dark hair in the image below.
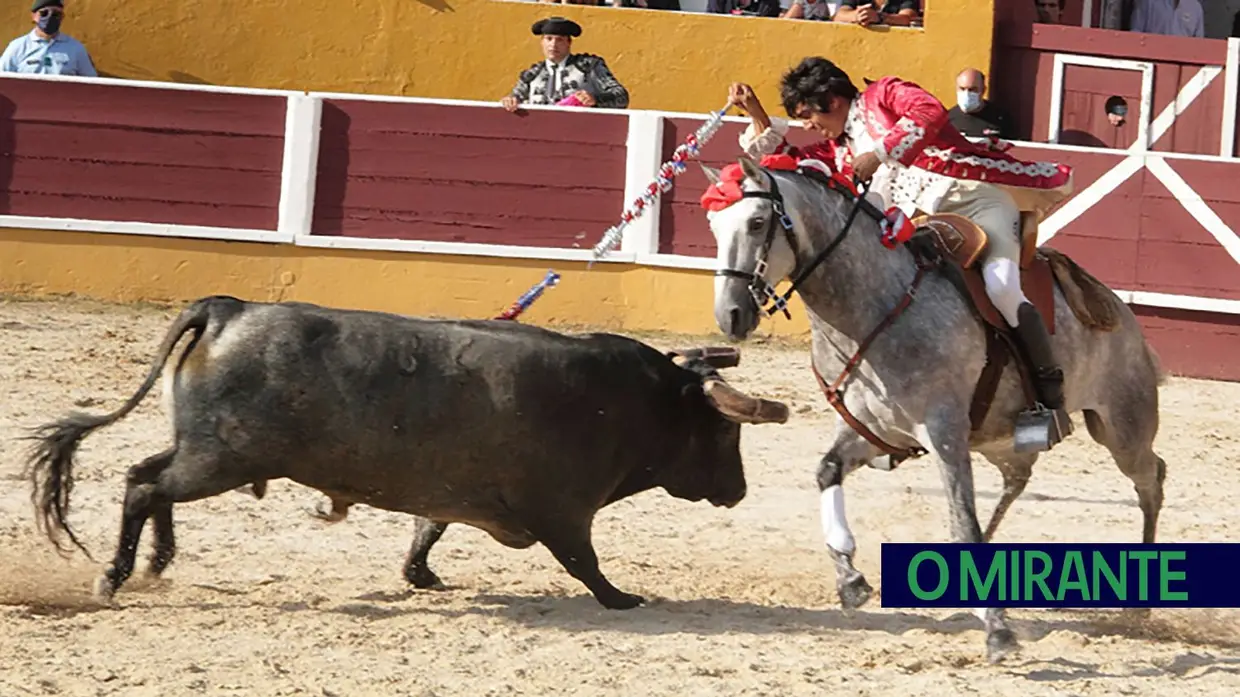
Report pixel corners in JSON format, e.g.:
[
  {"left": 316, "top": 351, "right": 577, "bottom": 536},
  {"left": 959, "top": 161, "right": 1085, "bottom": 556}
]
[{"left": 779, "top": 57, "right": 859, "bottom": 117}]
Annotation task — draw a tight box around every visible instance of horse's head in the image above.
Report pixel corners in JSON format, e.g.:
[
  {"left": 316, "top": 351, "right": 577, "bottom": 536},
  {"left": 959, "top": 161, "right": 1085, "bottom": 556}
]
[{"left": 702, "top": 156, "right": 804, "bottom": 341}]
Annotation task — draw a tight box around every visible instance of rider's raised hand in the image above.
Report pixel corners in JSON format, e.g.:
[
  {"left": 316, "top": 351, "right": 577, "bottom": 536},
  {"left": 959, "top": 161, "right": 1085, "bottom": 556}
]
[{"left": 728, "top": 83, "right": 761, "bottom": 113}]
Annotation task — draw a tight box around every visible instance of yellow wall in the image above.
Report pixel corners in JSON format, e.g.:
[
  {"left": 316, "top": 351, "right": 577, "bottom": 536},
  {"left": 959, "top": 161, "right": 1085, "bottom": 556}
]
[
  {"left": 0, "top": 228, "right": 814, "bottom": 339},
  {"left": 14, "top": 0, "right": 995, "bottom": 115}
]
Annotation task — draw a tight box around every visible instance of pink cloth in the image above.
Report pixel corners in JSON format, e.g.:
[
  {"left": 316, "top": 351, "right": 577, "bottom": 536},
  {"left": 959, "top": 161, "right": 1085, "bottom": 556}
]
[{"left": 557, "top": 94, "right": 584, "bottom": 107}]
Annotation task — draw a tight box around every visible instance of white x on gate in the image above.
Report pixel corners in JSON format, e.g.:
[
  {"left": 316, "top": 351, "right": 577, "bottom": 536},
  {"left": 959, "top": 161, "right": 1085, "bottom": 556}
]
[{"left": 1035, "top": 62, "right": 1240, "bottom": 315}]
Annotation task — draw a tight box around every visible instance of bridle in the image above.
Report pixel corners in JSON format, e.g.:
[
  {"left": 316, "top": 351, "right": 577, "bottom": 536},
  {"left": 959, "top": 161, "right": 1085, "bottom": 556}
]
[
  {"left": 713, "top": 165, "right": 932, "bottom": 464},
  {"left": 713, "top": 166, "right": 884, "bottom": 319}
]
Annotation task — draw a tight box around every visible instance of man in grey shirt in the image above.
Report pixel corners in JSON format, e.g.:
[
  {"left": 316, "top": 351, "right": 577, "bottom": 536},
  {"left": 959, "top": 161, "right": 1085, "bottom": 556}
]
[
  {"left": 0, "top": 0, "right": 97, "bottom": 77},
  {"left": 1129, "top": 0, "right": 1204, "bottom": 37}
]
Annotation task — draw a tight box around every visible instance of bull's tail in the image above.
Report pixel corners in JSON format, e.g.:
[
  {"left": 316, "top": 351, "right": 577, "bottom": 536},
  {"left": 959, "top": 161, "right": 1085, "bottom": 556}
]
[{"left": 21, "top": 296, "right": 231, "bottom": 559}]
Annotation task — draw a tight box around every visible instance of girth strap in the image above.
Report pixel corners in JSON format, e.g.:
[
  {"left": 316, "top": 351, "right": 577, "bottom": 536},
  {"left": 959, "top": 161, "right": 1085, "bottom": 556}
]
[{"left": 810, "top": 263, "right": 933, "bottom": 461}]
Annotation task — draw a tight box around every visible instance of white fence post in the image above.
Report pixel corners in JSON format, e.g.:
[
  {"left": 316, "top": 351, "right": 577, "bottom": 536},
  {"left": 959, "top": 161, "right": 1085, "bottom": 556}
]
[
  {"left": 277, "top": 93, "right": 324, "bottom": 242},
  {"left": 620, "top": 110, "right": 665, "bottom": 257},
  {"left": 1221, "top": 37, "right": 1239, "bottom": 159}
]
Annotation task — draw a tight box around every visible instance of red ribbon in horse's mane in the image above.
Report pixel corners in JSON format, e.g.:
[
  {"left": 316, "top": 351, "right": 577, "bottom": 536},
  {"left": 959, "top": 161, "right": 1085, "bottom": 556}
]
[
  {"left": 700, "top": 154, "right": 798, "bottom": 212},
  {"left": 699, "top": 154, "right": 856, "bottom": 212}
]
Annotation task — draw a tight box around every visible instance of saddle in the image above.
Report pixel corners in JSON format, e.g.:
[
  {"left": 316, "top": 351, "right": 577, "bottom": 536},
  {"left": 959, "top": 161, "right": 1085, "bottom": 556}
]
[{"left": 906, "top": 211, "right": 1057, "bottom": 433}]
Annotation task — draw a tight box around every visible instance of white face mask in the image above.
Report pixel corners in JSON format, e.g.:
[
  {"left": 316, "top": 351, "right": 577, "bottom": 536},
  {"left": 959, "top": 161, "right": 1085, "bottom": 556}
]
[{"left": 957, "top": 89, "right": 982, "bottom": 113}]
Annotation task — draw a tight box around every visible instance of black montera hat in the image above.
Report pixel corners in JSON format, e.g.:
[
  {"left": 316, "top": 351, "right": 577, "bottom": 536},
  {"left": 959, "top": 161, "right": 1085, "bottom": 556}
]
[
  {"left": 31, "top": 0, "right": 63, "bottom": 11},
  {"left": 531, "top": 16, "right": 582, "bottom": 37}
]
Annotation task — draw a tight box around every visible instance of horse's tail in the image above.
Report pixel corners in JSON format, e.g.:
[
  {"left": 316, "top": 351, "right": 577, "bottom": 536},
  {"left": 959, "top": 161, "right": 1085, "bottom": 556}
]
[
  {"left": 1040, "top": 247, "right": 1123, "bottom": 332},
  {"left": 20, "top": 296, "right": 225, "bottom": 560}
]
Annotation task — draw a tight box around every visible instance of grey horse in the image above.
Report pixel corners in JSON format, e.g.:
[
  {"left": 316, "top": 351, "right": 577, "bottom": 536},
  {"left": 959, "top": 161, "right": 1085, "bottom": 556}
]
[{"left": 701, "top": 156, "right": 1167, "bottom": 663}]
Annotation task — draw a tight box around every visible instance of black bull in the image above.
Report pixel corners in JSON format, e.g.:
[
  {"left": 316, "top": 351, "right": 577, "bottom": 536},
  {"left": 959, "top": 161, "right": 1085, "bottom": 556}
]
[{"left": 23, "top": 295, "right": 790, "bottom": 609}]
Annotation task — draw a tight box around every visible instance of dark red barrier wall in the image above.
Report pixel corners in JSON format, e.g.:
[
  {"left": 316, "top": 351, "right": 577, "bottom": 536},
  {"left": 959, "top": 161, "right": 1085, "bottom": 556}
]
[
  {"left": 1004, "top": 145, "right": 1240, "bottom": 302},
  {"left": 1135, "top": 306, "right": 1239, "bottom": 382},
  {"left": 311, "top": 101, "right": 628, "bottom": 247},
  {"left": 0, "top": 79, "right": 285, "bottom": 229}
]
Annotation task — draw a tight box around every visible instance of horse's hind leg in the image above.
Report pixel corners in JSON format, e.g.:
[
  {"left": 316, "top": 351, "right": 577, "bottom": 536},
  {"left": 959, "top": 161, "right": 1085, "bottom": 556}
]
[
  {"left": 95, "top": 446, "right": 257, "bottom": 604},
  {"left": 920, "top": 409, "right": 1020, "bottom": 664},
  {"left": 979, "top": 452, "right": 1036, "bottom": 543},
  {"left": 1083, "top": 407, "right": 1166, "bottom": 543}
]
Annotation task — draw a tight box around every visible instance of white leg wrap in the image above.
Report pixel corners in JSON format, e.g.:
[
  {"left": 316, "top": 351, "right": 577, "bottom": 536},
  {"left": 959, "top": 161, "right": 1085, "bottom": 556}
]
[
  {"left": 820, "top": 485, "right": 856, "bottom": 556},
  {"left": 981, "top": 257, "right": 1029, "bottom": 327}
]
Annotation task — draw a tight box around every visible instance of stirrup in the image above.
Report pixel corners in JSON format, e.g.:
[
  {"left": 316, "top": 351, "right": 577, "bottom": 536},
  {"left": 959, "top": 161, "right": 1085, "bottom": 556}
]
[{"left": 1014, "top": 403, "right": 1073, "bottom": 453}]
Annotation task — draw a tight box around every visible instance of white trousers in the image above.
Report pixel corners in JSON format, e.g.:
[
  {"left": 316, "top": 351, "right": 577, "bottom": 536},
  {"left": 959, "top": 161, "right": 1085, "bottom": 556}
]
[{"left": 933, "top": 179, "right": 1028, "bottom": 327}]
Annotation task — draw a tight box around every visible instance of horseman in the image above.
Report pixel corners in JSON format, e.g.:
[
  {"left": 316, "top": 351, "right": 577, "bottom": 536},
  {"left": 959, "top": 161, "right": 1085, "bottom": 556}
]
[{"left": 727, "top": 56, "right": 1075, "bottom": 427}]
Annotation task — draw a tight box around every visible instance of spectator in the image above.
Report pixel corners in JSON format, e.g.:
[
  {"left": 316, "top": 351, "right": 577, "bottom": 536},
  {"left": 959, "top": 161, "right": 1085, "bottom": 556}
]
[
  {"left": 1033, "top": 0, "right": 1064, "bottom": 23},
  {"left": 1105, "top": 96, "right": 1128, "bottom": 127},
  {"left": 1129, "top": 0, "right": 1203, "bottom": 37},
  {"left": 782, "top": 0, "right": 837, "bottom": 21},
  {"left": 0, "top": 0, "right": 96, "bottom": 77},
  {"left": 501, "top": 17, "right": 630, "bottom": 112},
  {"left": 946, "top": 68, "right": 1011, "bottom": 139},
  {"left": 612, "top": 0, "right": 681, "bottom": 9},
  {"left": 708, "top": 0, "right": 781, "bottom": 17},
  {"left": 832, "top": 0, "right": 919, "bottom": 26}
]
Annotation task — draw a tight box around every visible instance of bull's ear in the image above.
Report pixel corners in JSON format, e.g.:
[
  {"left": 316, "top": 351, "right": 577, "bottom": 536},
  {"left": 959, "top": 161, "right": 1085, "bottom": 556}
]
[{"left": 700, "top": 163, "right": 722, "bottom": 185}]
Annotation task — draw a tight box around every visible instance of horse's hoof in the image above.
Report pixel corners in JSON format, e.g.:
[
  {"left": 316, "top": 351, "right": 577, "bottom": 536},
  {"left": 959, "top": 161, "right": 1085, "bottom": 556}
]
[
  {"left": 986, "top": 628, "right": 1021, "bottom": 664},
  {"left": 92, "top": 574, "right": 118, "bottom": 607},
  {"left": 838, "top": 573, "right": 873, "bottom": 610},
  {"left": 405, "top": 567, "right": 446, "bottom": 591}
]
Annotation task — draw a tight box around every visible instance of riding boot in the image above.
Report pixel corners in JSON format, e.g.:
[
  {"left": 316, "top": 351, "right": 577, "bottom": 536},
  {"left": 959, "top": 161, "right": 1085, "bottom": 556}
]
[
  {"left": 1011, "top": 301, "right": 1073, "bottom": 448},
  {"left": 1013, "top": 302, "right": 1064, "bottom": 409}
]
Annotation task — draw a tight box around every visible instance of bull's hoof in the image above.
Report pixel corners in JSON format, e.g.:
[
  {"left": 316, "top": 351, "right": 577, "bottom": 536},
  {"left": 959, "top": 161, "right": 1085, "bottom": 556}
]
[
  {"left": 837, "top": 572, "right": 873, "bottom": 610},
  {"left": 986, "top": 628, "right": 1021, "bottom": 664},
  {"left": 598, "top": 591, "right": 645, "bottom": 610},
  {"left": 406, "top": 567, "right": 445, "bottom": 591},
  {"left": 308, "top": 500, "right": 347, "bottom": 524}
]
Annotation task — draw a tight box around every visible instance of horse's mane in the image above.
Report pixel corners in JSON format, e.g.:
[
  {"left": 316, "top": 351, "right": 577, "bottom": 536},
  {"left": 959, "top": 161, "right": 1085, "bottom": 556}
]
[{"left": 761, "top": 165, "right": 887, "bottom": 237}]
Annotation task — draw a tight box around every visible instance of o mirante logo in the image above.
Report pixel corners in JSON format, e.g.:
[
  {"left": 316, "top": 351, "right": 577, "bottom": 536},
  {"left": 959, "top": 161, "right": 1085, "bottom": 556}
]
[{"left": 880, "top": 543, "right": 1238, "bottom": 609}]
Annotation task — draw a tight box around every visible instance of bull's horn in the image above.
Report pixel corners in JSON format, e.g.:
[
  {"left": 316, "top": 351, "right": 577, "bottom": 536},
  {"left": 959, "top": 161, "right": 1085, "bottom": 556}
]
[
  {"left": 667, "top": 346, "right": 742, "bottom": 370},
  {"left": 703, "top": 378, "right": 789, "bottom": 425}
]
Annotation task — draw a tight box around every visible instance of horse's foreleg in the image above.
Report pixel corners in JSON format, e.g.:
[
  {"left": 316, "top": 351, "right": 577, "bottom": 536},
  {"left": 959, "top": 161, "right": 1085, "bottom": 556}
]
[
  {"left": 921, "top": 411, "right": 1021, "bottom": 664},
  {"left": 817, "top": 435, "right": 875, "bottom": 610}
]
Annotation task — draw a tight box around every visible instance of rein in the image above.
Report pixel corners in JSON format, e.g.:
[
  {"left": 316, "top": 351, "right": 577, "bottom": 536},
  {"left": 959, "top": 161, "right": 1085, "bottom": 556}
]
[{"left": 715, "top": 166, "right": 930, "bottom": 462}]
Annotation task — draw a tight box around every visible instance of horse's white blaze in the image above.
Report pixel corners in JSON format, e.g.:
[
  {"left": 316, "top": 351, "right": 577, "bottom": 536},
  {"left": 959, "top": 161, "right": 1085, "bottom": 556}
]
[
  {"left": 820, "top": 484, "right": 856, "bottom": 556},
  {"left": 713, "top": 231, "right": 738, "bottom": 303}
]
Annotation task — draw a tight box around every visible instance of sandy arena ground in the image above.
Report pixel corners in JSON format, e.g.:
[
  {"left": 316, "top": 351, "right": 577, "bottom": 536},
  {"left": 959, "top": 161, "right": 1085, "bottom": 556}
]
[{"left": 1, "top": 295, "right": 1238, "bottom": 697}]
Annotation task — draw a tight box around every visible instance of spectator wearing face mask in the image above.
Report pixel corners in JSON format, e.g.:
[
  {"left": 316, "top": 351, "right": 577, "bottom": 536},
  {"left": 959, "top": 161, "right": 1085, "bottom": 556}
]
[
  {"left": 946, "top": 68, "right": 1010, "bottom": 139},
  {"left": 0, "top": 0, "right": 96, "bottom": 76}
]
